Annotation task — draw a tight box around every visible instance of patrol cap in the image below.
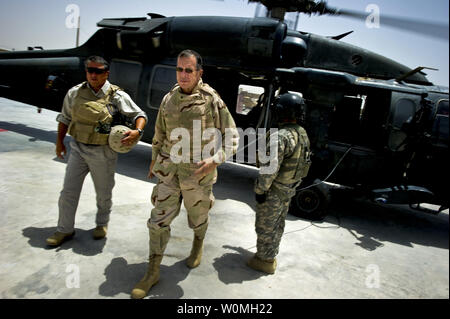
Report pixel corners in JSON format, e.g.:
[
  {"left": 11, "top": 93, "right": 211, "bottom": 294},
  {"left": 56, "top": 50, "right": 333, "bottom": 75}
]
[{"left": 108, "top": 125, "right": 140, "bottom": 153}]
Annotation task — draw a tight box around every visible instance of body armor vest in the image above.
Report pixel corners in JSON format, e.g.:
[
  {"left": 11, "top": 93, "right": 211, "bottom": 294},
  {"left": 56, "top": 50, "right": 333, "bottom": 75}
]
[
  {"left": 68, "top": 82, "right": 120, "bottom": 145},
  {"left": 162, "top": 82, "right": 217, "bottom": 161},
  {"left": 275, "top": 124, "right": 311, "bottom": 185}
]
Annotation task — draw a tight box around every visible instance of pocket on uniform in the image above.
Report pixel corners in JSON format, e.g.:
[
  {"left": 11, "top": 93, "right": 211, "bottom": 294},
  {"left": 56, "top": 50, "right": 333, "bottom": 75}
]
[
  {"left": 152, "top": 154, "right": 176, "bottom": 183},
  {"left": 198, "top": 169, "right": 217, "bottom": 186},
  {"left": 151, "top": 183, "right": 159, "bottom": 206},
  {"left": 71, "top": 122, "right": 94, "bottom": 144},
  {"left": 103, "top": 144, "right": 118, "bottom": 160}
]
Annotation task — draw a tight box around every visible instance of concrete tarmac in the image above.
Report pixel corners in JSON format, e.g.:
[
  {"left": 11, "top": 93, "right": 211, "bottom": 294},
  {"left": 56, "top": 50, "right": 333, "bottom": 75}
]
[{"left": 0, "top": 97, "right": 448, "bottom": 299}]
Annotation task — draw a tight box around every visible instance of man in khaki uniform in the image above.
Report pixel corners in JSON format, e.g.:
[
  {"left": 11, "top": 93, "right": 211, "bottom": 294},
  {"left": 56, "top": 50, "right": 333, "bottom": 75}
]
[
  {"left": 46, "top": 56, "right": 147, "bottom": 246},
  {"left": 248, "top": 93, "right": 311, "bottom": 274},
  {"left": 131, "top": 50, "right": 239, "bottom": 299}
]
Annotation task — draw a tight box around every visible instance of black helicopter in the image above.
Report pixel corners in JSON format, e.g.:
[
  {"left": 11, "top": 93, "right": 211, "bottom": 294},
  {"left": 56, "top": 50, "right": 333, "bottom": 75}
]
[{"left": 0, "top": 0, "right": 448, "bottom": 219}]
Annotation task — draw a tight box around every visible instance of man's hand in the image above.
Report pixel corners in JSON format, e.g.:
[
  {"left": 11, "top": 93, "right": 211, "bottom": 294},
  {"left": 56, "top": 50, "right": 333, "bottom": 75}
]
[
  {"left": 121, "top": 129, "right": 140, "bottom": 146},
  {"left": 148, "top": 160, "right": 156, "bottom": 179},
  {"left": 56, "top": 141, "right": 66, "bottom": 159},
  {"left": 255, "top": 192, "right": 267, "bottom": 204},
  {"left": 194, "top": 157, "right": 218, "bottom": 177},
  {"left": 56, "top": 122, "right": 68, "bottom": 159}
]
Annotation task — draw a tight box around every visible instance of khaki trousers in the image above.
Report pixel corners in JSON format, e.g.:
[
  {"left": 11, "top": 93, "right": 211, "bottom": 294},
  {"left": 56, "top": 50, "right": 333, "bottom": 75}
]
[{"left": 57, "top": 139, "right": 117, "bottom": 233}]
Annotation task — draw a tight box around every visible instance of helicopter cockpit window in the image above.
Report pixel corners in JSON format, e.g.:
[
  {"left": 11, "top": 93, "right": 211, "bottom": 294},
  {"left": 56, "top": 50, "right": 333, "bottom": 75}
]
[
  {"left": 236, "top": 85, "right": 264, "bottom": 115},
  {"left": 149, "top": 65, "right": 177, "bottom": 110}
]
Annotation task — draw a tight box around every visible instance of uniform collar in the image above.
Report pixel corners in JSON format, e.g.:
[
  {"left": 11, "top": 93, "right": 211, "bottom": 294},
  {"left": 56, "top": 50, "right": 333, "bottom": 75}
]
[
  {"left": 177, "top": 79, "right": 203, "bottom": 96},
  {"left": 279, "top": 121, "right": 298, "bottom": 128},
  {"left": 87, "top": 80, "right": 110, "bottom": 97}
]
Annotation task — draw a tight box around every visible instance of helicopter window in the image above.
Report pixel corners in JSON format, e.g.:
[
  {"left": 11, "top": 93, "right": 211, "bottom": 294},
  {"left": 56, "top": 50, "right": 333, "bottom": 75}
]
[
  {"left": 327, "top": 95, "right": 365, "bottom": 144},
  {"left": 432, "top": 99, "right": 449, "bottom": 145},
  {"left": 388, "top": 97, "right": 418, "bottom": 151},
  {"left": 236, "top": 84, "right": 264, "bottom": 115},
  {"left": 109, "top": 60, "right": 142, "bottom": 101},
  {"left": 392, "top": 98, "right": 416, "bottom": 128},
  {"left": 148, "top": 65, "right": 177, "bottom": 110}
]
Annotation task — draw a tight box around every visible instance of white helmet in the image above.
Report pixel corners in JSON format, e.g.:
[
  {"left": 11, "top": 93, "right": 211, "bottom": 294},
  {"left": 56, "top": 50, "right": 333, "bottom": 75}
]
[{"left": 108, "top": 125, "right": 140, "bottom": 153}]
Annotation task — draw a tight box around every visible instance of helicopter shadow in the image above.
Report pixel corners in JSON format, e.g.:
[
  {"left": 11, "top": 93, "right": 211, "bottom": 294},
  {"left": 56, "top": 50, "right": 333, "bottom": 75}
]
[
  {"left": 0, "top": 121, "right": 58, "bottom": 145},
  {"left": 0, "top": 120, "right": 153, "bottom": 182},
  {"left": 290, "top": 192, "right": 449, "bottom": 251},
  {"left": 98, "top": 257, "right": 191, "bottom": 299},
  {"left": 22, "top": 226, "right": 107, "bottom": 256}
]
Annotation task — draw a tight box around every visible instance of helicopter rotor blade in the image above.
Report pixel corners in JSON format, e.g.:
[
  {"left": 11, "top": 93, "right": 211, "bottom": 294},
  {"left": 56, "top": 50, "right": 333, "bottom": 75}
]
[
  {"left": 214, "top": 0, "right": 448, "bottom": 40},
  {"left": 333, "top": 8, "right": 449, "bottom": 41}
]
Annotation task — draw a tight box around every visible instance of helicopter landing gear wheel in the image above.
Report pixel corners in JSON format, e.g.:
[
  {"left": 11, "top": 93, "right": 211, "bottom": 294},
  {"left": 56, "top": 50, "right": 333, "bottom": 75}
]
[{"left": 289, "top": 179, "right": 330, "bottom": 220}]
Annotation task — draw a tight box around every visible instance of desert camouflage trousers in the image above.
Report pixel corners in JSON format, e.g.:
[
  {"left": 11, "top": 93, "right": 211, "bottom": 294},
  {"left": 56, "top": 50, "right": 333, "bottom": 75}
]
[
  {"left": 255, "top": 187, "right": 293, "bottom": 260},
  {"left": 147, "top": 163, "right": 216, "bottom": 256}
]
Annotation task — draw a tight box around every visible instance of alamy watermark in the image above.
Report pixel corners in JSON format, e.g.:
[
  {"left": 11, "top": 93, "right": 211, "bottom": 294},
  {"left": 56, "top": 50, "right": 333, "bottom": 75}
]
[
  {"left": 168, "top": 120, "right": 279, "bottom": 174},
  {"left": 365, "top": 4, "right": 380, "bottom": 29},
  {"left": 65, "top": 4, "right": 80, "bottom": 29},
  {"left": 365, "top": 264, "right": 380, "bottom": 289},
  {"left": 66, "top": 264, "right": 80, "bottom": 288}
]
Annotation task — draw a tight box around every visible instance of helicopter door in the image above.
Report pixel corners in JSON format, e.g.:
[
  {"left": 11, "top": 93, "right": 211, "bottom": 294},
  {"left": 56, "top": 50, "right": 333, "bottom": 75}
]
[
  {"left": 148, "top": 65, "right": 177, "bottom": 110},
  {"left": 387, "top": 92, "right": 421, "bottom": 152},
  {"left": 146, "top": 65, "right": 177, "bottom": 138},
  {"left": 109, "top": 59, "right": 142, "bottom": 101},
  {"left": 431, "top": 99, "right": 449, "bottom": 148}
]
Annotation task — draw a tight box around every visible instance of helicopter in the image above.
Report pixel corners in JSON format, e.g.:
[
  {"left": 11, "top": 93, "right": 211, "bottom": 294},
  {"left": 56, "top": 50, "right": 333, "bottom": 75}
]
[{"left": 0, "top": 0, "right": 448, "bottom": 220}]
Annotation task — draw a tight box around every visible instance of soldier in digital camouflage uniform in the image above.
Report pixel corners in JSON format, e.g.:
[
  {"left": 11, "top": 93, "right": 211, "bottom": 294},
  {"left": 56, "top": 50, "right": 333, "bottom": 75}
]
[
  {"left": 247, "top": 93, "right": 311, "bottom": 274},
  {"left": 131, "top": 49, "right": 239, "bottom": 299}
]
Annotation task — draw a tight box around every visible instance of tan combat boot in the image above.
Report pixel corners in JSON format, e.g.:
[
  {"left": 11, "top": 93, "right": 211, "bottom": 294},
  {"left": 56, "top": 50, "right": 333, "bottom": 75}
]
[
  {"left": 93, "top": 225, "right": 107, "bottom": 239},
  {"left": 46, "top": 231, "right": 75, "bottom": 247},
  {"left": 131, "top": 254, "right": 163, "bottom": 299},
  {"left": 247, "top": 255, "right": 277, "bottom": 274},
  {"left": 186, "top": 235, "right": 204, "bottom": 268}
]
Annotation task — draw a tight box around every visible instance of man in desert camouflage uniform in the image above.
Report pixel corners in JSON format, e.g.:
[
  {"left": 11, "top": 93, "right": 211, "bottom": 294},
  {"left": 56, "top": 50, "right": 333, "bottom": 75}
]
[
  {"left": 247, "top": 93, "right": 311, "bottom": 274},
  {"left": 131, "top": 49, "right": 239, "bottom": 299}
]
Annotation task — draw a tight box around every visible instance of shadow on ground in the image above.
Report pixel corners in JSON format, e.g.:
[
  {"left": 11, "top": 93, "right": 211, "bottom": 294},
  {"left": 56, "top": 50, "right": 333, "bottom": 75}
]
[
  {"left": 99, "top": 257, "right": 191, "bottom": 299},
  {"left": 286, "top": 193, "right": 449, "bottom": 251},
  {"left": 22, "top": 226, "right": 107, "bottom": 256},
  {"left": 212, "top": 245, "right": 268, "bottom": 284}
]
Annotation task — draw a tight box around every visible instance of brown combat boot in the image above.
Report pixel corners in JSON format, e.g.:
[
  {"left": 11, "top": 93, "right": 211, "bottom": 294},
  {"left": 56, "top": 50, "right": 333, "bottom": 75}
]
[
  {"left": 46, "top": 231, "right": 75, "bottom": 247},
  {"left": 186, "top": 235, "right": 204, "bottom": 268},
  {"left": 131, "top": 254, "right": 163, "bottom": 299},
  {"left": 247, "top": 255, "right": 277, "bottom": 274},
  {"left": 93, "top": 225, "right": 107, "bottom": 239}
]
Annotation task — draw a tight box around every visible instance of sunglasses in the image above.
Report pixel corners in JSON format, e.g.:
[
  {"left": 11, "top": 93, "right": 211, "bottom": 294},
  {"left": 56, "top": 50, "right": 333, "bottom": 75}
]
[
  {"left": 86, "top": 67, "right": 107, "bottom": 74},
  {"left": 176, "top": 67, "right": 195, "bottom": 74}
]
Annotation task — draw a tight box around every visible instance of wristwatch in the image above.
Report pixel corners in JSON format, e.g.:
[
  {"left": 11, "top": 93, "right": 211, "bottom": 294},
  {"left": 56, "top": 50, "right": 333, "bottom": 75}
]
[{"left": 137, "top": 128, "right": 144, "bottom": 136}]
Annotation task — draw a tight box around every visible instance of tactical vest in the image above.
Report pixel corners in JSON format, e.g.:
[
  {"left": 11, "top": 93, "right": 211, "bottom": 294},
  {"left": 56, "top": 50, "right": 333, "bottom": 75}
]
[
  {"left": 161, "top": 81, "right": 217, "bottom": 161},
  {"left": 274, "top": 124, "right": 311, "bottom": 185},
  {"left": 68, "top": 82, "right": 120, "bottom": 145}
]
